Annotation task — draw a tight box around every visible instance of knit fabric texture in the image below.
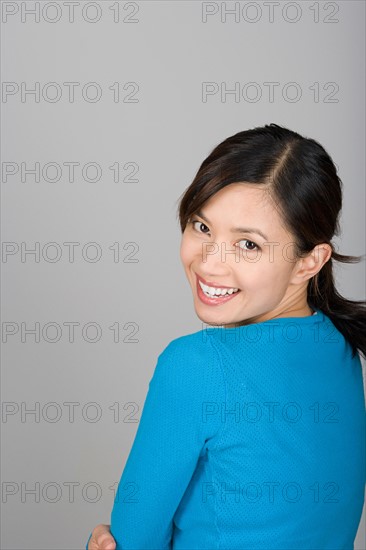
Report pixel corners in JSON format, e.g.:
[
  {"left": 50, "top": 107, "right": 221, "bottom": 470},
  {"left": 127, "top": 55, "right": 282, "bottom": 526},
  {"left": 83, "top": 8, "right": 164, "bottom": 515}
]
[{"left": 87, "top": 307, "right": 365, "bottom": 549}]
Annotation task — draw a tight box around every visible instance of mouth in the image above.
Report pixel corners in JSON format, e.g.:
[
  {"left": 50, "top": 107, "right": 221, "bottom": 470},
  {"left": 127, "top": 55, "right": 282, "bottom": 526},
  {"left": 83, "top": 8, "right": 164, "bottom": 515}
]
[{"left": 195, "top": 274, "right": 241, "bottom": 306}]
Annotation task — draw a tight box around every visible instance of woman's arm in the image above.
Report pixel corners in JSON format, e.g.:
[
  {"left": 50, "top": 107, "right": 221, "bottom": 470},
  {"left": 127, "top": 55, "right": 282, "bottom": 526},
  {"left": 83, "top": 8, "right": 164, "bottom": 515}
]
[{"left": 108, "top": 335, "right": 225, "bottom": 549}]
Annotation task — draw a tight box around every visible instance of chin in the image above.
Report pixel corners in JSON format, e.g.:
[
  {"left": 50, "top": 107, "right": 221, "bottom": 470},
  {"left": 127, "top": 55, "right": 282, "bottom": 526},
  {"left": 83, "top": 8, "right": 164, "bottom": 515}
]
[{"left": 194, "top": 308, "right": 227, "bottom": 327}]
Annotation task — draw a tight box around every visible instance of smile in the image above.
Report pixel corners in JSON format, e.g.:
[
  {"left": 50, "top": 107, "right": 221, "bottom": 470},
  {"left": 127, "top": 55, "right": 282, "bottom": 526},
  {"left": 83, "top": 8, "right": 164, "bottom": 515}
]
[{"left": 195, "top": 274, "right": 241, "bottom": 306}]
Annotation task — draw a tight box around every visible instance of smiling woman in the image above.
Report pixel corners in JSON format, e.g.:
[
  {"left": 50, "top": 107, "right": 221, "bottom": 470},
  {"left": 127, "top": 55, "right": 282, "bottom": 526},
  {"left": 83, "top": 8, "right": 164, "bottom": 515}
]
[
  {"left": 86, "top": 123, "right": 366, "bottom": 550},
  {"left": 180, "top": 183, "right": 320, "bottom": 328},
  {"left": 178, "top": 123, "right": 366, "bottom": 350}
]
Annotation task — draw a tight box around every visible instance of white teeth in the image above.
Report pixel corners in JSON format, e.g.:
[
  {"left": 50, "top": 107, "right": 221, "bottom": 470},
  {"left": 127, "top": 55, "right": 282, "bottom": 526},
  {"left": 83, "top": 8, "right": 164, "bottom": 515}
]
[{"left": 198, "top": 279, "right": 239, "bottom": 297}]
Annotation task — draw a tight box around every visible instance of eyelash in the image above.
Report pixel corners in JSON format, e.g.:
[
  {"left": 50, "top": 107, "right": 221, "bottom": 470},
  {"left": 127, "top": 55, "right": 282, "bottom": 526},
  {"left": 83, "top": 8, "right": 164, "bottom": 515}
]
[{"left": 189, "top": 219, "right": 261, "bottom": 252}]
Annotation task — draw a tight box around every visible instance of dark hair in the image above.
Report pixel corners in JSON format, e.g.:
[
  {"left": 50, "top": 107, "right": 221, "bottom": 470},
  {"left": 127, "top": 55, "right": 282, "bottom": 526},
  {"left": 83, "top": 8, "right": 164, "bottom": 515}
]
[{"left": 176, "top": 123, "right": 366, "bottom": 360}]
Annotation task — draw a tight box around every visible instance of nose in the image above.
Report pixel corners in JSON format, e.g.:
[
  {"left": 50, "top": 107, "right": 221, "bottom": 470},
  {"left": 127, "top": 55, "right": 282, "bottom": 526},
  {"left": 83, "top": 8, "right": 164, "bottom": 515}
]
[
  {"left": 198, "top": 240, "right": 239, "bottom": 277},
  {"left": 200, "top": 240, "right": 240, "bottom": 263}
]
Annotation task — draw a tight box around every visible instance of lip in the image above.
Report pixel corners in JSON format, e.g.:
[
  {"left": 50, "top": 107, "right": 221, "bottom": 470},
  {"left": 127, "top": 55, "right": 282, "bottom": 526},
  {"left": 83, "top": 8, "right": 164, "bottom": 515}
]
[
  {"left": 196, "top": 273, "right": 238, "bottom": 290},
  {"left": 195, "top": 273, "right": 241, "bottom": 306}
]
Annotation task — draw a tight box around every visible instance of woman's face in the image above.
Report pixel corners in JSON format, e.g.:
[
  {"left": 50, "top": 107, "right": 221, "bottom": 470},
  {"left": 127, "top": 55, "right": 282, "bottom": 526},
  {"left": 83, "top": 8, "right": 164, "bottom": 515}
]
[{"left": 180, "top": 182, "right": 311, "bottom": 327}]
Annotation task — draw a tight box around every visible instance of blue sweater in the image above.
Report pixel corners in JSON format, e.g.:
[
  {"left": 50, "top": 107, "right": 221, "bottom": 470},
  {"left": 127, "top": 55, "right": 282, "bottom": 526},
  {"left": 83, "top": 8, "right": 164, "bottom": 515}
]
[{"left": 86, "top": 308, "right": 365, "bottom": 549}]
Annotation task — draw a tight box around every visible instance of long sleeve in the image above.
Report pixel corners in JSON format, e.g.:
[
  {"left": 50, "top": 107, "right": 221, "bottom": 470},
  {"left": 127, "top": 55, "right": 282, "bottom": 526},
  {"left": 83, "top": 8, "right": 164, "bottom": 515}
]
[
  {"left": 85, "top": 532, "right": 92, "bottom": 549},
  {"left": 109, "top": 335, "right": 226, "bottom": 549}
]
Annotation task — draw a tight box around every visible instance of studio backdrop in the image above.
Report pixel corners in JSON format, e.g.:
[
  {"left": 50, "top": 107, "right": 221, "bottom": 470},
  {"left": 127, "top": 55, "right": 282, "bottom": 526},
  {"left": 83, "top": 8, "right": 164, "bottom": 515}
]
[{"left": 1, "top": 1, "right": 365, "bottom": 549}]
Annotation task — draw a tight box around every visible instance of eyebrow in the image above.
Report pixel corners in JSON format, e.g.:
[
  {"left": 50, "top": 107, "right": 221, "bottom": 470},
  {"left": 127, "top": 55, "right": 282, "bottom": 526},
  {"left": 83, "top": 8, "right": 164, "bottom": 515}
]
[{"left": 195, "top": 209, "right": 269, "bottom": 241}]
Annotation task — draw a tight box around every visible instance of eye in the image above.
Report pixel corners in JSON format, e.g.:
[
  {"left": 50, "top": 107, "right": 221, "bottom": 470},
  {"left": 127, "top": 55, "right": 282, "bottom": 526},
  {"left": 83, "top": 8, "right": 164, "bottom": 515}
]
[
  {"left": 190, "top": 219, "right": 210, "bottom": 234},
  {"left": 189, "top": 219, "right": 260, "bottom": 251},
  {"left": 237, "top": 239, "right": 260, "bottom": 252}
]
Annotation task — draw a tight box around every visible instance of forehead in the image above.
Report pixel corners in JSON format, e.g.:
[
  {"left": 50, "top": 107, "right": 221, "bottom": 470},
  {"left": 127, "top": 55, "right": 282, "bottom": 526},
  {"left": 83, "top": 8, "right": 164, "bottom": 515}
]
[
  {"left": 201, "top": 183, "right": 291, "bottom": 237},
  {"left": 204, "top": 183, "right": 273, "bottom": 216},
  {"left": 207, "top": 182, "right": 268, "bottom": 203}
]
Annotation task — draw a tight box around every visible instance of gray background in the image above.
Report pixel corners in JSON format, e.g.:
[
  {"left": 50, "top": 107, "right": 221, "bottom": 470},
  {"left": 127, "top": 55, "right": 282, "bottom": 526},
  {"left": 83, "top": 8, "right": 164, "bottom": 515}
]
[{"left": 1, "top": 1, "right": 365, "bottom": 548}]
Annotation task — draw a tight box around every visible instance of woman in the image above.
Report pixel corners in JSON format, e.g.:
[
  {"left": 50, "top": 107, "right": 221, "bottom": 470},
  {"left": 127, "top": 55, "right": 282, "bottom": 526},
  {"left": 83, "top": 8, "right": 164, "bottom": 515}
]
[{"left": 86, "top": 123, "right": 366, "bottom": 549}]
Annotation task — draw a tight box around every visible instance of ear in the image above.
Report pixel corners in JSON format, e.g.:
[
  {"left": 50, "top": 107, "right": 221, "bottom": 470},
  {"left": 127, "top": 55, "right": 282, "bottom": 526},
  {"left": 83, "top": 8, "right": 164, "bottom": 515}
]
[{"left": 291, "top": 244, "right": 333, "bottom": 284}]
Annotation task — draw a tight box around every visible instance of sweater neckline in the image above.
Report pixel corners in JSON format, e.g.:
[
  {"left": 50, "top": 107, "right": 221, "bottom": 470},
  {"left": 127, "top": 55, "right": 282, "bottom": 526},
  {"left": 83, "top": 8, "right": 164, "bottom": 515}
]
[{"left": 204, "top": 307, "right": 324, "bottom": 331}]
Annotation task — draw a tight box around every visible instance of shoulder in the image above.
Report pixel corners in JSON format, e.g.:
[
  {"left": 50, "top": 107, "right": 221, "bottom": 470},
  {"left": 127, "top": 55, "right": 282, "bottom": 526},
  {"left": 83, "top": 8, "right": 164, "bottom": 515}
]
[
  {"left": 158, "top": 330, "right": 219, "bottom": 368},
  {"left": 153, "top": 330, "right": 225, "bottom": 392}
]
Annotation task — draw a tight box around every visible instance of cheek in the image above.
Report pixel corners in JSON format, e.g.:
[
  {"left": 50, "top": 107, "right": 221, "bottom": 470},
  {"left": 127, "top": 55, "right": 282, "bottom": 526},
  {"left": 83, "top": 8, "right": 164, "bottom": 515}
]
[
  {"left": 180, "top": 235, "right": 193, "bottom": 266},
  {"left": 258, "top": 257, "right": 294, "bottom": 290},
  {"left": 242, "top": 254, "right": 290, "bottom": 285}
]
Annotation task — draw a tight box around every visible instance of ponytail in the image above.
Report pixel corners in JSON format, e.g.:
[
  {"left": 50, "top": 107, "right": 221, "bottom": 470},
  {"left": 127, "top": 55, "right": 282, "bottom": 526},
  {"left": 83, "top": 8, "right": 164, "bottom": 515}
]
[{"left": 308, "top": 249, "right": 366, "bottom": 360}]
